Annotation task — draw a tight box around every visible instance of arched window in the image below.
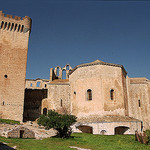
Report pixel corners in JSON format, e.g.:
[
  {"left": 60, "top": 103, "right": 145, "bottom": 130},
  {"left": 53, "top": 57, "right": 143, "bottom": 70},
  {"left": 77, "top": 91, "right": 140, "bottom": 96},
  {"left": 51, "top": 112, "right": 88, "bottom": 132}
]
[
  {"left": 62, "top": 70, "right": 66, "bottom": 79},
  {"left": 4, "top": 22, "right": 7, "bottom": 29},
  {"left": 14, "top": 24, "right": 17, "bottom": 31},
  {"left": 1, "top": 21, "right": 4, "bottom": 29},
  {"left": 7, "top": 22, "right": 11, "bottom": 30},
  {"left": 10, "top": 23, "right": 14, "bottom": 31},
  {"left": 110, "top": 89, "right": 114, "bottom": 100},
  {"left": 66, "top": 65, "right": 69, "bottom": 70},
  {"left": 30, "top": 83, "right": 32, "bottom": 87},
  {"left": 18, "top": 24, "right": 21, "bottom": 32},
  {"left": 36, "top": 82, "right": 40, "bottom": 87},
  {"left": 87, "top": 89, "right": 92, "bottom": 100},
  {"left": 21, "top": 25, "right": 24, "bottom": 32},
  {"left": 43, "top": 108, "right": 47, "bottom": 115},
  {"left": 56, "top": 67, "right": 59, "bottom": 76}
]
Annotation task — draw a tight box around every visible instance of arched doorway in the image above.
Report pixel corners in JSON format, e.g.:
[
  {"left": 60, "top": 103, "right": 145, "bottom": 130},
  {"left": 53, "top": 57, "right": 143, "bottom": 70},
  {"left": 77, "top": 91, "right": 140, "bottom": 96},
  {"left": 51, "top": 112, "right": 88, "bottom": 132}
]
[
  {"left": 43, "top": 108, "right": 47, "bottom": 115},
  {"left": 115, "top": 126, "right": 129, "bottom": 135},
  {"left": 77, "top": 125, "right": 93, "bottom": 134}
]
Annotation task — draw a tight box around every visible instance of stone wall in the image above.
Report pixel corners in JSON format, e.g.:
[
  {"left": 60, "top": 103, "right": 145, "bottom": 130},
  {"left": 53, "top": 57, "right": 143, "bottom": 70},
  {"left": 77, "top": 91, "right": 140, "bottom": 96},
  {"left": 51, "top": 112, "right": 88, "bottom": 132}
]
[
  {"left": 25, "top": 79, "right": 49, "bottom": 89},
  {"left": 72, "top": 120, "right": 141, "bottom": 135},
  {"left": 7, "top": 126, "right": 35, "bottom": 138},
  {"left": 46, "top": 80, "right": 71, "bottom": 114},
  {"left": 0, "top": 11, "right": 31, "bottom": 121},
  {"left": 127, "top": 77, "right": 150, "bottom": 130}
]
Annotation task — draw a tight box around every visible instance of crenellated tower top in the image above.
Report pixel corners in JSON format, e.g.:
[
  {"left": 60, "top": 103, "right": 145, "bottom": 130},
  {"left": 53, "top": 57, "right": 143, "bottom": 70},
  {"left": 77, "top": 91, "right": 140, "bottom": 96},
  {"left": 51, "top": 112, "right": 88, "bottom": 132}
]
[{"left": 0, "top": 11, "right": 32, "bottom": 34}]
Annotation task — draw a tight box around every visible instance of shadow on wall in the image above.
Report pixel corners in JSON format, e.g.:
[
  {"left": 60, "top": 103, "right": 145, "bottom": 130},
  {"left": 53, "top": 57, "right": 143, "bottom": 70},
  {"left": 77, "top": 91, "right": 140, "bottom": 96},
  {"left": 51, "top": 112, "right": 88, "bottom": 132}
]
[
  {"left": 115, "top": 126, "right": 129, "bottom": 135},
  {"left": 77, "top": 125, "right": 93, "bottom": 134},
  {"left": 23, "top": 89, "right": 48, "bottom": 122}
]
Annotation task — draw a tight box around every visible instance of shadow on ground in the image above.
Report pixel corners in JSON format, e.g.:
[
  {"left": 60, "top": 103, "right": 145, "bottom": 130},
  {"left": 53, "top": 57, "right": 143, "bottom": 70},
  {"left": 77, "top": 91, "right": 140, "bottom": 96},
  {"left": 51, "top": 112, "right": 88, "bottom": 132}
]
[{"left": 0, "top": 142, "right": 15, "bottom": 150}]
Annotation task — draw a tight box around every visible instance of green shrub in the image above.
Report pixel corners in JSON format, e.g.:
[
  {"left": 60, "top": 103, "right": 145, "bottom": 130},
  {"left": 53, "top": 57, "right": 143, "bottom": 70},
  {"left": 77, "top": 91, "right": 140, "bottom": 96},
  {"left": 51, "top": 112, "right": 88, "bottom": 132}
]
[
  {"left": 37, "top": 110, "right": 77, "bottom": 138},
  {"left": 145, "top": 130, "right": 150, "bottom": 144}
]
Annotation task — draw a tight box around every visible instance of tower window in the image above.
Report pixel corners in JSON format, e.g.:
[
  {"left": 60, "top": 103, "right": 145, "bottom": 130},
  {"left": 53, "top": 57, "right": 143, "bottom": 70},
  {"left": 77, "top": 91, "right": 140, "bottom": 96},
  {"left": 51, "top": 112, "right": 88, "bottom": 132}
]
[
  {"left": 110, "top": 89, "right": 114, "bottom": 100},
  {"left": 138, "top": 100, "right": 141, "bottom": 107},
  {"left": 87, "top": 89, "right": 92, "bottom": 100},
  {"left": 4, "top": 75, "right": 8, "bottom": 78},
  {"left": 61, "top": 99, "right": 63, "bottom": 107},
  {"left": 1, "top": 21, "right": 4, "bottom": 29}
]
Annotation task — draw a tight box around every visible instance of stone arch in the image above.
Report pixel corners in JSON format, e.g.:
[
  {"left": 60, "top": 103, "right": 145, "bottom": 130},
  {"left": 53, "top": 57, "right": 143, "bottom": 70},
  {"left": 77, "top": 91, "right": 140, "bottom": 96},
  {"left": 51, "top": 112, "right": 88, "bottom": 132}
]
[
  {"left": 41, "top": 98, "right": 51, "bottom": 114},
  {"left": 100, "top": 130, "right": 107, "bottom": 135},
  {"left": 54, "top": 66, "right": 62, "bottom": 79},
  {"left": 77, "top": 125, "right": 93, "bottom": 134},
  {"left": 63, "top": 64, "right": 72, "bottom": 71},
  {"left": 114, "top": 126, "right": 130, "bottom": 135}
]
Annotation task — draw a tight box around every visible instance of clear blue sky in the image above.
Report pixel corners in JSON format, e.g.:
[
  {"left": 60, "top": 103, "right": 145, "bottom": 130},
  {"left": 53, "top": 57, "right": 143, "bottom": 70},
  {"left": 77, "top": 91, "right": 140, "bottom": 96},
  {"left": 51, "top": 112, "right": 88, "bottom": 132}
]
[{"left": 1, "top": 0, "right": 150, "bottom": 79}]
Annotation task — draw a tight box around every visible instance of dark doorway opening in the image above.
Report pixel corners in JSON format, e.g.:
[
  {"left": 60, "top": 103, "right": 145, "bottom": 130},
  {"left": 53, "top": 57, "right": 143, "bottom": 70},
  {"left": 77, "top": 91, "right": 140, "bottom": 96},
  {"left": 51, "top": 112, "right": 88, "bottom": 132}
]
[
  {"left": 77, "top": 125, "right": 93, "bottom": 134},
  {"left": 115, "top": 126, "right": 129, "bottom": 135},
  {"left": 23, "top": 89, "right": 48, "bottom": 122},
  {"left": 43, "top": 108, "right": 47, "bottom": 115},
  {"left": 20, "top": 130, "right": 24, "bottom": 138}
]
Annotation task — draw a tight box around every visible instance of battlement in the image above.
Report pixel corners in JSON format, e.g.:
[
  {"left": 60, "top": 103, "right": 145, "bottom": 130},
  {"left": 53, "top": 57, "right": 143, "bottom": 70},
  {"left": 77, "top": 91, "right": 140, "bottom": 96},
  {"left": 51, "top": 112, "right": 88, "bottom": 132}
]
[{"left": 0, "top": 11, "right": 32, "bottom": 33}]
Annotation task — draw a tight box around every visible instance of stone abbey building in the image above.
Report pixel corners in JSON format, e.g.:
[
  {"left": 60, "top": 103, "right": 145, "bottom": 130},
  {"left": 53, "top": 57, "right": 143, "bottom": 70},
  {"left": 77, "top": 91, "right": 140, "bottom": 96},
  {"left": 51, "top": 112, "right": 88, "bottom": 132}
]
[{"left": 0, "top": 11, "right": 150, "bottom": 135}]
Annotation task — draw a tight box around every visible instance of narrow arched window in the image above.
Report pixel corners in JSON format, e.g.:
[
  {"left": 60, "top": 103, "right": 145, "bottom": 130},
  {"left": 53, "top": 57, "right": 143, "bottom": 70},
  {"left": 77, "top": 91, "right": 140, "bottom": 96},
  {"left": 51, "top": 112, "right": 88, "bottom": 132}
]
[
  {"left": 62, "top": 70, "right": 66, "bottom": 79},
  {"left": 4, "top": 22, "right": 7, "bottom": 29},
  {"left": 36, "top": 82, "right": 40, "bottom": 87},
  {"left": 87, "top": 89, "right": 92, "bottom": 100},
  {"left": 60, "top": 99, "right": 63, "bottom": 107},
  {"left": 110, "top": 89, "right": 114, "bottom": 100},
  {"left": 10, "top": 23, "right": 14, "bottom": 31},
  {"left": 56, "top": 67, "right": 59, "bottom": 76},
  {"left": 14, "top": 24, "right": 17, "bottom": 31},
  {"left": 18, "top": 24, "right": 21, "bottom": 32},
  {"left": 21, "top": 25, "right": 24, "bottom": 32},
  {"left": 138, "top": 100, "right": 141, "bottom": 107},
  {"left": 7, "top": 22, "right": 11, "bottom": 30},
  {"left": 1, "top": 21, "right": 4, "bottom": 29}
]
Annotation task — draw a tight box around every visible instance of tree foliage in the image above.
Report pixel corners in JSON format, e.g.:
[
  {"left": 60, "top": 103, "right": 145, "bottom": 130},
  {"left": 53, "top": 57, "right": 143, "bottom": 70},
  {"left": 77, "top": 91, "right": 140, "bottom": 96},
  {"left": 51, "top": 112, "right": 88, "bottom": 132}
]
[{"left": 37, "top": 110, "right": 77, "bottom": 138}]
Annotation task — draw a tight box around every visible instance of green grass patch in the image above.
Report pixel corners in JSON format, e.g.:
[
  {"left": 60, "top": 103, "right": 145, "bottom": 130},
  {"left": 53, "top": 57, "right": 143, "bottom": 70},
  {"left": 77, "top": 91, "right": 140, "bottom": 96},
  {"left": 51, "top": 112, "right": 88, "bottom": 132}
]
[
  {"left": 0, "top": 118, "right": 20, "bottom": 125},
  {"left": 0, "top": 133, "right": 150, "bottom": 150}
]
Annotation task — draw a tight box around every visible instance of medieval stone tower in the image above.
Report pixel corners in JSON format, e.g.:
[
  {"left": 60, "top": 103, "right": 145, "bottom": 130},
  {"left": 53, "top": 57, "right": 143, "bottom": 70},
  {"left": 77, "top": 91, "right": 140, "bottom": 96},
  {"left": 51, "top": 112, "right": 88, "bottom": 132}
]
[{"left": 0, "top": 11, "right": 31, "bottom": 121}]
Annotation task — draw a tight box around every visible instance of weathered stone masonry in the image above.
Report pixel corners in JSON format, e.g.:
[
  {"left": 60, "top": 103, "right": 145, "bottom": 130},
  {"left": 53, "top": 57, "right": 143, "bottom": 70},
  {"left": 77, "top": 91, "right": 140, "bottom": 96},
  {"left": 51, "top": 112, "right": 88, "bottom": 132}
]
[{"left": 0, "top": 11, "right": 31, "bottom": 121}]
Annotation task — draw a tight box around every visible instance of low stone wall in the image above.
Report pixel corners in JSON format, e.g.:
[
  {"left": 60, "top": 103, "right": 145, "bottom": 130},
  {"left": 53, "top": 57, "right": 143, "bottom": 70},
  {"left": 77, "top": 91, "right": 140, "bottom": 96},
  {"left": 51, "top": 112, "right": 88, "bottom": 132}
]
[
  {"left": 72, "top": 121, "right": 141, "bottom": 135},
  {"left": 7, "top": 126, "right": 35, "bottom": 138}
]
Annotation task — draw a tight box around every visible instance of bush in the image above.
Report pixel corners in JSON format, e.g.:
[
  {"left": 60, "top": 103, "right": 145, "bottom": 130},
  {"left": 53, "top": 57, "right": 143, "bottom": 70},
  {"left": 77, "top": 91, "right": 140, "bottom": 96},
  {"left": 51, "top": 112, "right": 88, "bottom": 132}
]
[
  {"left": 37, "top": 110, "right": 77, "bottom": 138},
  {"left": 145, "top": 130, "right": 150, "bottom": 144}
]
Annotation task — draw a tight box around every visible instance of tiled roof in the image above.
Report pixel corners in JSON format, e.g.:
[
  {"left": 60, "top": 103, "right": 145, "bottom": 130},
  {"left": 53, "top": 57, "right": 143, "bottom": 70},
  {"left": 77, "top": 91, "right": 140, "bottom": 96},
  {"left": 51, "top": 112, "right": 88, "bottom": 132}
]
[{"left": 77, "top": 115, "right": 141, "bottom": 123}]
